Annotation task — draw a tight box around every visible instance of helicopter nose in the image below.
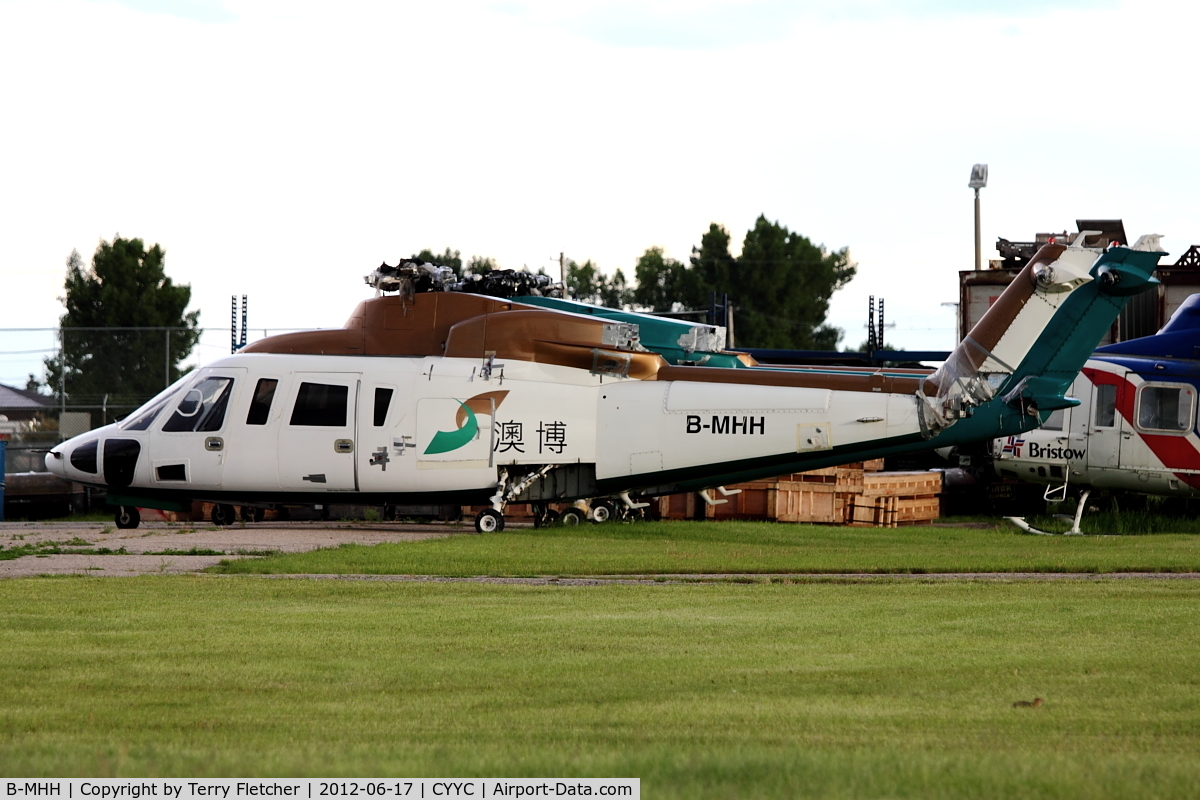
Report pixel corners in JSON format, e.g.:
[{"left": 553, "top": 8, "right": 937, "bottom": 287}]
[
  {"left": 45, "top": 447, "right": 67, "bottom": 478},
  {"left": 45, "top": 435, "right": 141, "bottom": 487}
]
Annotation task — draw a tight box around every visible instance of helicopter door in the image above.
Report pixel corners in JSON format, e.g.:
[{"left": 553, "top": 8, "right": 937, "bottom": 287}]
[
  {"left": 1085, "top": 377, "right": 1125, "bottom": 472},
  {"left": 1122, "top": 380, "right": 1198, "bottom": 472},
  {"left": 278, "top": 373, "right": 360, "bottom": 491},
  {"left": 154, "top": 371, "right": 245, "bottom": 489},
  {"left": 357, "top": 379, "right": 413, "bottom": 493}
]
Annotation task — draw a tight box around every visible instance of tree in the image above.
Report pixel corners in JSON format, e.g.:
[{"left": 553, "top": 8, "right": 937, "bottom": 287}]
[
  {"left": 689, "top": 223, "right": 737, "bottom": 302},
  {"left": 566, "top": 259, "right": 632, "bottom": 308},
  {"left": 731, "top": 215, "right": 855, "bottom": 349},
  {"left": 632, "top": 218, "right": 855, "bottom": 349},
  {"left": 465, "top": 255, "right": 499, "bottom": 275},
  {"left": 412, "top": 247, "right": 463, "bottom": 272},
  {"left": 43, "top": 237, "right": 201, "bottom": 419},
  {"left": 631, "top": 247, "right": 690, "bottom": 312}
]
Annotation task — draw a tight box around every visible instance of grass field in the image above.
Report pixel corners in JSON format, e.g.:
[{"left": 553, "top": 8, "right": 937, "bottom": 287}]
[
  {"left": 2, "top": 576, "right": 1200, "bottom": 797},
  {"left": 211, "top": 519, "right": 1200, "bottom": 576}
]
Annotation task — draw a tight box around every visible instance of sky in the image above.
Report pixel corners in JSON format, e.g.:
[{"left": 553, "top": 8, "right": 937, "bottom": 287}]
[{"left": 3, "top": 0, "right": 1199, "bottom": 386}]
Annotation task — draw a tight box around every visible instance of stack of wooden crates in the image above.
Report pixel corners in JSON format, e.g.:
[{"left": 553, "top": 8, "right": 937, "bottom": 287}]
[{"left": 656, "top": 461, "right": 942, "bottom": 527}]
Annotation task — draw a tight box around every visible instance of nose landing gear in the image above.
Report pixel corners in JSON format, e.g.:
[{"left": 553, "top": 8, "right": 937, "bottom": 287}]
[{"left": 114, "top": 506, "right": 140, "bottom": 529}]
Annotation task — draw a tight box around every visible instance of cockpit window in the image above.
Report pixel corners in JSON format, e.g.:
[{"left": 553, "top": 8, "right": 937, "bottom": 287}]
[
  {"left": 121, "top": 398, "right": 170, "bottom": 431},
  {"left": 1136, "top": 383, "right": 1195, "bottom": 433},
  {"left": 163, "top": 377, "right": 235, "bottom": 433},
  {"left": 118, "top": 372, "right": 195, "bottom": 431}
]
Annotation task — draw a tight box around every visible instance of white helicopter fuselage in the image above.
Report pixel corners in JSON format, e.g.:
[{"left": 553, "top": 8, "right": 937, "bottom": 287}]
[
  {"left": 50, "top": 350, "right": 917, "bottom": 504},
  {"left": 994, "top": 358, "right": 1200, "bottom": 497}
]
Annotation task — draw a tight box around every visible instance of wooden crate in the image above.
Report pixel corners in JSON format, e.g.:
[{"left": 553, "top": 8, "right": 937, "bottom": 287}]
[
  {"left": 850, "top": 471, "right": 943, "bottom": 527},
  {"left": 463, "top": 503, "right": 536, "bottom": 521},
  {"left": 783, "top": 464, "right": 866, "bottom": 491},
  {"left": 704, "top": 482, "right": 775, "bottom": 521},
  {"left": 773, "top": 484, "right": 855, "bottom": 524},
  {"left": 861, "top": 470, "right": 942, "bottom": 498},
  {"left": 848, "top": 494, "right": 942, "bottom": 527}
]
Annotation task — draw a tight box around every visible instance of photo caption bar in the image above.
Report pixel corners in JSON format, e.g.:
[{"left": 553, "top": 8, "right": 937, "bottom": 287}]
[{"left": 4, "top": 780, "right": 638, "bottom": 800}]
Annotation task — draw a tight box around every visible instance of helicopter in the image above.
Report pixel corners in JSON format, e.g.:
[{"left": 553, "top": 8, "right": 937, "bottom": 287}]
[
  {"left": 46, "top": 233, "right": 1165, "bottom": 532},
  {"left": 993, "top": 291, "right": 1200, "bottom": 533}
]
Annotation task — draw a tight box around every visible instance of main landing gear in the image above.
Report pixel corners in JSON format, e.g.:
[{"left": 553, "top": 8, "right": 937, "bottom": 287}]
[
  {"left": 473, "top": 469, "right": 654, "bottom": 532},
  {"left": 473, "top": 467, "right": 555, "bottom": 533},
  {"left": 1006, "top": 486, "right": 1092, "bottom": 535},
  {"left": 211, "top": 503, "right": 238, "bottom": 526},
  {"left": 115, "top": 506, "right": 140, "bottom": 529},
  {"left": 475, "top": 508, "right": 504, "bottom": 533}
]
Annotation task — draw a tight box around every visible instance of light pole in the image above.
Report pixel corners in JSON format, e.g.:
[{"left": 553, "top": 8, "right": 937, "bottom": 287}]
[{"left": 969, "top": 164, "right": 988, "bottom": 271}]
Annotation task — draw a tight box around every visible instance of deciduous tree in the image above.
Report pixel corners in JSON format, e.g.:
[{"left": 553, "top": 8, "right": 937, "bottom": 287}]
[{"left": 566, "top": 259, "right": 631, "bottom": 308}]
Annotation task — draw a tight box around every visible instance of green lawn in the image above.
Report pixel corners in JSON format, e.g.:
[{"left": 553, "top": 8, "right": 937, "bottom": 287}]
[
  {"left": 2, "top": 577, "right": 1199, "bottom": 798},
  {"left": 210, "top": 519, "right": 1200, "bottom": 576}
]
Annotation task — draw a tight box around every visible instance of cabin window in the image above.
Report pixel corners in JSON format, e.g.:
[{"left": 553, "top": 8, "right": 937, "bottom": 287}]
[
  {"left": 246, "top": 379, "right": 279, "bottom": 425},
  {"left": 1136, "top": 383, "right": 1195, "bottom": 433},
  {"left": 290, "top": 382, "right": 348, "bottom": 427},
  {"left": 373, "top": 388, "right": 394, "bottom": 427},
  {"left": 156, "top": 464, "right": 187, "bottom": 481},
  {"left": 1094, "top": 384, "right": 1117, "bottom": 428},
  {"left": 1041, "top": 409, "right": 1066, "bottom": 431},
  {"left": 163, "top": 377, "right": 234, "bottom": 433}
]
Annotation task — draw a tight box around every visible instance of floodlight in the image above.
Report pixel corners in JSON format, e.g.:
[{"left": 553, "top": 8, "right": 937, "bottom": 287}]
[{"left": 969, "top": 164, "right": 988, "bottom": 189}]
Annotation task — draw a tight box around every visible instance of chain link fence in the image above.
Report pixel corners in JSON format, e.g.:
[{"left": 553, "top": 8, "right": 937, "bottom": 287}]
[{"left": 1, "top": 326, "right": 307, "bottom": 474}]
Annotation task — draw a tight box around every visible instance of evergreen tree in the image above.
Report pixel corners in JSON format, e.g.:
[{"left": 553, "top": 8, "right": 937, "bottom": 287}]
[
  {"left": 632, "top": 218, "right": 854, "bottom": 349},
  {"left": 732, "top": 215, "right": 854, "bottom": 349},
  {"left": 44, "top": 238, "right": 201, "bottom": 418}
]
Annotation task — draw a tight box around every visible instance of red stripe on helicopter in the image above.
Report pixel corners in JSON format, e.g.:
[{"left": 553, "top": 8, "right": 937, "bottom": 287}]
[{"left": 1082, "top": 367, "right": 1200, "bottom": 488}]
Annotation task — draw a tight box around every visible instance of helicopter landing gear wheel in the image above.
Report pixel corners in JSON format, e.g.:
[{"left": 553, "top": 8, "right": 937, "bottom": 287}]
[
  {"left": 592, "top": 500, "right": 616, "bottom": 523},
  {"left": 619, "top": 506, "right": 646, "bottom": 523},
  {"left": 211, "top": 503, "right": 237, "bottom": 526},
  {"left": 115, "top": 506, "right": 140, "bottom": 529},
  {"left": 559, "top": 508, "right": 584, "bottom": 526},
  {"left": 475, "top": 508, "right": 504, "bottom": 533},
  {"left": 533, "top": 506, "right": 559, "bottom": 528}
]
